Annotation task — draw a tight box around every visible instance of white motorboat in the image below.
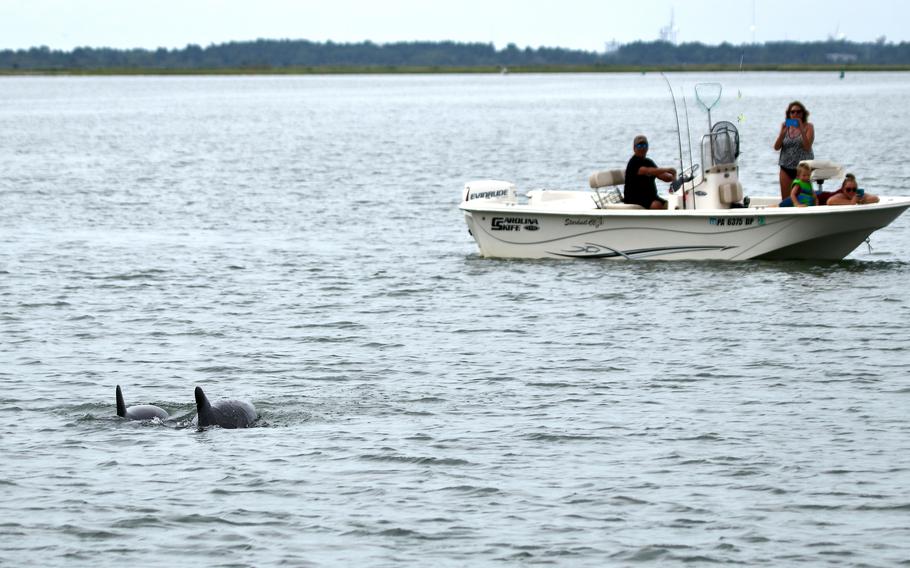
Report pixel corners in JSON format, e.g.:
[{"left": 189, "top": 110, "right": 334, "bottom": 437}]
[{"left": 459, "top": 120, "right": 910, "bottom": 261}]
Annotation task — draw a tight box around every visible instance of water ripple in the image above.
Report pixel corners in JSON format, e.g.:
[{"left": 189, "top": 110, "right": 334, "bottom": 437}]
[{"left": 3, "top": 73, "right": 910, "bottom": 567}]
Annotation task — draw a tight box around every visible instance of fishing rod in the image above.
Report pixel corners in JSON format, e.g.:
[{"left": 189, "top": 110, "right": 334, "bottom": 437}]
[
  {"left": 660, "top": 72, "right": 688, "bottom": 208},
  {"left": 660, "top": 72, "right": 685, "bottom": 178},
  {"left": 681, "top": 92, "right": 698, "bottom": 209},
  {"left": 682, "top": 94, "right": 694, "bottom": 174}
]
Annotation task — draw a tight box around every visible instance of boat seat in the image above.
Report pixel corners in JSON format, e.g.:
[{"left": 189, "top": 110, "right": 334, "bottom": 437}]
[
  {"left": 589, "top": 169, "right": 625, "bottom": 188},
  {"left": 719, "top": 181, "right": 743, "bottom": 204},
  {"left": 799, "top": 159, "right": 845, "bottom": 182},
  {"left": 589, "top": 169, "right": 626, "bottom": 208}
]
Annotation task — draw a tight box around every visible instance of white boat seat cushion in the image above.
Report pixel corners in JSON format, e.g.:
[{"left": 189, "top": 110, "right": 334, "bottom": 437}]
[
  {"left": 589, "top": 169, "right": 625, "bottom": 189},
  {"left": 719, "top": 181, "right": 743, "bottom": 204},
  {"left": 799, "top": 159, "right": 845, "bottom": 181}
]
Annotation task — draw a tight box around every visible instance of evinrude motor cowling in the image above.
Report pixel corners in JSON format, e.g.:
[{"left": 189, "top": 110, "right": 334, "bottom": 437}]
[{"left": 462, "top": 180, "right": 517, "bottom": 205}]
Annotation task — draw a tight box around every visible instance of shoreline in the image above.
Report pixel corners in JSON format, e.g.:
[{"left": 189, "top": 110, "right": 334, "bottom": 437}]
[{"left": 3, "top": 64, "right": 910, "bottom": 76}]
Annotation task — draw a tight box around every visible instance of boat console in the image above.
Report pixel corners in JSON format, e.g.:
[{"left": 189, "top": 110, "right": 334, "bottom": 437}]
[{"left": 668, "top": 121, "right": 745, "bottom": 210}]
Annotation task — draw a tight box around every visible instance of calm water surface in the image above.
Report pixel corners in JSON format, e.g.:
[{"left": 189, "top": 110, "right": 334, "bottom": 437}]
[{"left": 1, "top": 73, "right": 910, "bottom": 566}]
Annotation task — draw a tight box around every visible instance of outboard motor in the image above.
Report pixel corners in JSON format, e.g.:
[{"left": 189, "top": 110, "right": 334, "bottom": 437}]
[{"left": 462, "top": 180, "right": 517, "bottom": 205}]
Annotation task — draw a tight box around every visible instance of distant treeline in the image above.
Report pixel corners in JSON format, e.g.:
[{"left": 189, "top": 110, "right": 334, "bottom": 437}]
[{"left": 3, "top": 38, "right": 910, "bottom": 71}]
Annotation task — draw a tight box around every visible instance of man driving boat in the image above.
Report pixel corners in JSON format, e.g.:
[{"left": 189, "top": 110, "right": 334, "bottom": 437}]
[{"left": 623, "top": 134, "right": 677, "bottom": 210}]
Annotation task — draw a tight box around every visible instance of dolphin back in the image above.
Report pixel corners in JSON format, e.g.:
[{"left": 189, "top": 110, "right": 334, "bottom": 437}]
[
  {"left": 194, "top": 386, "right": 257, "bottom": 429},
  {"left": 211, "top": 399, "right": 258, "bottom": 429},
  {"left": 126, "top": 404, "right": 169, "bottom": 421},
  {"left": 116, "top": 385, "right": 168, "bottom": 421}
]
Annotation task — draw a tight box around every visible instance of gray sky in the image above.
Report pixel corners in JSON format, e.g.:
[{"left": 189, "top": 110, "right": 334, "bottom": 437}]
[{"left": 1, "top": 0, "right": 906, "bottom": 52}]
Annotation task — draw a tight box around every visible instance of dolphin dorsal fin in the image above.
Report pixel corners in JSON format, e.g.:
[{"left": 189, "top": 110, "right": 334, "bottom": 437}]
[
  {"left": 194, "top": 386, "right": 213, "bottom": 422},
  {"left": 116, "top": 385, "right": 126, "bottom": 417}
]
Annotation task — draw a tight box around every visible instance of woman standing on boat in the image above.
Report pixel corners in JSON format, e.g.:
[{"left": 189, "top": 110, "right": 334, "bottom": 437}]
[{"left": 774, "top": 101, "right": 815, "bottom": 200}]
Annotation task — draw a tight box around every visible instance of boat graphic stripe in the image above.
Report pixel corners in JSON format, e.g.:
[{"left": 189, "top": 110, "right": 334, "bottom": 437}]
[{"left": 550, "top": 244, "right": 736, "bottom": 259}]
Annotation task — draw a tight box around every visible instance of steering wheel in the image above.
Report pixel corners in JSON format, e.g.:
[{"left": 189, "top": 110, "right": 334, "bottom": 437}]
[{"left": 669, "top": 164, "right": 700, "bottom": 192}]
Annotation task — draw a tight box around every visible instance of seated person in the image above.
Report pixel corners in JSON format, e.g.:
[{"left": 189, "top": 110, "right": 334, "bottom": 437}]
[
  {"left": 826, "top": 173, "right": 880, "bottom": 206},
  {"left": 623, "top": 135, "right": 676, "bottom": 210},
  {"left": 778, "top": 162, "right": 816, "bottom": 207}
]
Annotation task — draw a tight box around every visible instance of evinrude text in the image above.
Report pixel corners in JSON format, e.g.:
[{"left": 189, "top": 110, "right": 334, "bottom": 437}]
[{"left": 469, "top": 189, "right": 510, "bottom": 200}]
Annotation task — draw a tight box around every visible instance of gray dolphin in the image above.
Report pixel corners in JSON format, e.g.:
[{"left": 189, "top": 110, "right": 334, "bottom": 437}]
[
  {"left": 115, "top": 385, "right": 169, "bottom": 421},
  {"left": 193, "top": 386, "right": 258, "bottom": 429}
]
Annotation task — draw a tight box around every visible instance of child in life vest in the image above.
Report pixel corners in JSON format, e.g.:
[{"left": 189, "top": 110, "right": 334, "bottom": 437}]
[{"left": 789, "top": 163, "right": 817, "bottom": 207}]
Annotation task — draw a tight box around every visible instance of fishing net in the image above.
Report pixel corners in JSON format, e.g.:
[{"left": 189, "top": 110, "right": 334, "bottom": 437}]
[
  {"left": 709, "top": 121, "right": 740, "bottom": 165},
  {"left": 695, "top": 82, "right": 722, "bottom": 111}
]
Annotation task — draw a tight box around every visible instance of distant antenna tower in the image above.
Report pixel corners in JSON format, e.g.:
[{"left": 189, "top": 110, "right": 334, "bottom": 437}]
[
  {"left": 659, "top": 8, "right": 679, "bottom": 44},
  {"left": 750, "top": 0, "right": 757, "bottom": 43},
  {"left": 828, "top": 23, "right": 846, "bottom": 41}
]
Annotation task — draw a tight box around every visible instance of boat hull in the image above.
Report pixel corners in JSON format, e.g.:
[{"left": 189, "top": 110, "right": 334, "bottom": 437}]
[{"left": 460, "top": 198, "right": 910, "bottom": 261}]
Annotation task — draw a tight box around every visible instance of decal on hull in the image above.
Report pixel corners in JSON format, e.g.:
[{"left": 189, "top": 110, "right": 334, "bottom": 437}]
[{"left": 552, "top": 243, "right": 736, "bottom": 259}]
